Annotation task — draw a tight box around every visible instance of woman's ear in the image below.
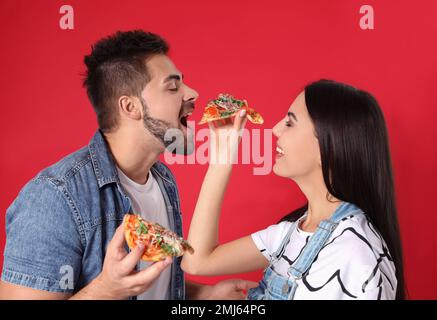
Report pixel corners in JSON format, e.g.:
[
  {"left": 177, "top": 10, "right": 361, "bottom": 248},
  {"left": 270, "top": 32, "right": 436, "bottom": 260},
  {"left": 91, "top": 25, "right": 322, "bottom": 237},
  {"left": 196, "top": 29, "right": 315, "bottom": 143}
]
[
  {"left": 316, "top": 147, "right": 322, "bottom": 167},
  {"left": 119, "top": 96, "right": 142, "bottom": 121}
]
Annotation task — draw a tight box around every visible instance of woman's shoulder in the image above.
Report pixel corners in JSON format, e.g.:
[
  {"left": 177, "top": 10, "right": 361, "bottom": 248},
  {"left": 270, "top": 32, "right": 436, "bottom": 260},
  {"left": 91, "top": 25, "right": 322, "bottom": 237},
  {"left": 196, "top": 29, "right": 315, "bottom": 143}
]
[
  {"left": 316, "top": 213, "right": 397, "bottom": 298},
  {"left": 252, "top": 220, "right": 295, "bottom": 243},
  {"left": 251, "top": 220, "right": 297, "bottom": 255},
  {"left": 327, "top": 213, "right": 392, "bottom": 263}
]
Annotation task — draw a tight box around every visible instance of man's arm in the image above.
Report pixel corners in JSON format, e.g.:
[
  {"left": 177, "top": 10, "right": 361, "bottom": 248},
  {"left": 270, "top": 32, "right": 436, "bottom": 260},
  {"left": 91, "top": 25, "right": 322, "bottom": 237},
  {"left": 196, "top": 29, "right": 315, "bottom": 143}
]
[
  {"left": 0, "top": 281, "right": 71, "bottom": 300},
  {"left": 0, "top": 225, "right": 172, "bottom": 300},
  {"left": 1, "top": 178, "right": 84, "bottom": 297}
]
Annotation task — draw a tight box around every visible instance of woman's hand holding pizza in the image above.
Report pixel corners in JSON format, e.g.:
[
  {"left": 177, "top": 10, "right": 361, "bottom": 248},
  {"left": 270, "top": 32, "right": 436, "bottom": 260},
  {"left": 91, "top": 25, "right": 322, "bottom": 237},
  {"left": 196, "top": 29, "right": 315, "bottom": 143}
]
[
  {"left": 198, "top": 93, "right": 263, "bottom": 166},
  {"left": 208, "top": 109, "right": 247, "bottom": 166}
]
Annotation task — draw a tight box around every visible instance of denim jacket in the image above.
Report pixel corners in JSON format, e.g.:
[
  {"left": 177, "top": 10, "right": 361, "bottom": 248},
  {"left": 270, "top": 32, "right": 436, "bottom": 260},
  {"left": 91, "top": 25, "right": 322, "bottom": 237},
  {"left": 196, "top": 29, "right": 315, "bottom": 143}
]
[{"left": 2, "top": 130, "right": 185, "bottom": 299}]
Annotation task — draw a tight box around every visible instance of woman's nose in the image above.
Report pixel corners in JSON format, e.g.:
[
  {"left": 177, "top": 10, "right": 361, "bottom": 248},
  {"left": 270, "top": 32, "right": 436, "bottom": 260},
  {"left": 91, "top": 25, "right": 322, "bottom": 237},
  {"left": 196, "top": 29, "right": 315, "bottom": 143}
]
[{"left": 272, "top": 122, "right": 281, "bottom": 138}]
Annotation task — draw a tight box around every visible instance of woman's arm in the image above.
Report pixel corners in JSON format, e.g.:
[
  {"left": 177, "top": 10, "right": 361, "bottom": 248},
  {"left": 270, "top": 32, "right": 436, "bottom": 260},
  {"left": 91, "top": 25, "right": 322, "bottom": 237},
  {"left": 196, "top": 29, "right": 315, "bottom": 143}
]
[{"left": 181, "top": 111, "right": 268, "bottom": 276}]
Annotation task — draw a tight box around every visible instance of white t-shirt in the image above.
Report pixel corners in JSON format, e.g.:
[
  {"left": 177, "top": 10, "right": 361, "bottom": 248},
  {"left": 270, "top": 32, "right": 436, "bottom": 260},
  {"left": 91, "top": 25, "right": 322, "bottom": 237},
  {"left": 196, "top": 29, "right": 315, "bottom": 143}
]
[
  {"left": 117, "top": 167, "right": 171, "bottom": 300},
  {"left": 251, "top": 213, "right": 397, "bottom": 300}
]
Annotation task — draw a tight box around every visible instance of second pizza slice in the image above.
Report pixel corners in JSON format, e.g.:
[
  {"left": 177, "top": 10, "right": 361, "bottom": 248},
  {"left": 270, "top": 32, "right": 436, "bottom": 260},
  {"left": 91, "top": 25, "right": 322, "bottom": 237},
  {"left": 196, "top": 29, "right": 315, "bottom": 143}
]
[{"left": 124, "top": 214, "right": 194, "bottom": 262}]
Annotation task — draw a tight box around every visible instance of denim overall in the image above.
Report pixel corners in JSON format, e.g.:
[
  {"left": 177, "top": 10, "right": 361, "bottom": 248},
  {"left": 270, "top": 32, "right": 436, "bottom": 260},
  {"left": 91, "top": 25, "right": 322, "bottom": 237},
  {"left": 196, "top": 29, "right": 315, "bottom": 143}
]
[{"left": 247, "top": 201, "right": 364, "bottom": 300}]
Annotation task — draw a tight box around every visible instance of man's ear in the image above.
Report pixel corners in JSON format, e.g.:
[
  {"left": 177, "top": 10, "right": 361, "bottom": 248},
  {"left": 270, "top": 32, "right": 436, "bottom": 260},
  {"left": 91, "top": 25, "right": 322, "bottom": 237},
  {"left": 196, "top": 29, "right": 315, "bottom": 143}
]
[{"left": 118, "top": 96, "right": 142, "bottom": 121}]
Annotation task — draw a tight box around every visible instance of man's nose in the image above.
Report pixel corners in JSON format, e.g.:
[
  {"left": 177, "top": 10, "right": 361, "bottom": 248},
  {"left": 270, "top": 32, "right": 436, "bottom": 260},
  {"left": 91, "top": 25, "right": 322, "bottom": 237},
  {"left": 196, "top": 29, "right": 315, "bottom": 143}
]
[{"left": 184, "top": 85, "right": 199, "bottom": 103}]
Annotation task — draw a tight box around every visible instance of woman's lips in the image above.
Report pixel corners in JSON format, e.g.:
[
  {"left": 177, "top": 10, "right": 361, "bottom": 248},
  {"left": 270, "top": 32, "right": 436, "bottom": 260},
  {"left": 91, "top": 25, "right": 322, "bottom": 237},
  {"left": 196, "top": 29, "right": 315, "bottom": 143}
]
[{"left": 275, "top": 146, "right": 285, "bottom": 158}]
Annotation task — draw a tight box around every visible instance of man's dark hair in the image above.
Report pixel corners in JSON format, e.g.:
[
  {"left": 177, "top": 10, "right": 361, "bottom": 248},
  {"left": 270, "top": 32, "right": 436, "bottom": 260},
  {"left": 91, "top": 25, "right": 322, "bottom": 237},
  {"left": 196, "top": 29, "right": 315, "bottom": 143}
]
[{"left": 83, "top": 30, "right": 169, "bottom": 132}]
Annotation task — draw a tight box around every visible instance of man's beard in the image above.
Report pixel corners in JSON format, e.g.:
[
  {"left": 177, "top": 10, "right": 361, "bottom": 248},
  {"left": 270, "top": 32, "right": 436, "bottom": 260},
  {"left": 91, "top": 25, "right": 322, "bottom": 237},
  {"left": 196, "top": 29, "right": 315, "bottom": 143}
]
[{"left": 140, "top": 98, "right": 194, "bottom": 155}]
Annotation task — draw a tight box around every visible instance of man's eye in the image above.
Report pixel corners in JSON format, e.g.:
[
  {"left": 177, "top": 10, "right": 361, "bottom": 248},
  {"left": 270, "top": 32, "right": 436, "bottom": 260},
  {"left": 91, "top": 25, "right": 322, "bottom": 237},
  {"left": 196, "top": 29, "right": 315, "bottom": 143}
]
[{"left": 169, "top": 87, "right": 178, "bottom": 92}]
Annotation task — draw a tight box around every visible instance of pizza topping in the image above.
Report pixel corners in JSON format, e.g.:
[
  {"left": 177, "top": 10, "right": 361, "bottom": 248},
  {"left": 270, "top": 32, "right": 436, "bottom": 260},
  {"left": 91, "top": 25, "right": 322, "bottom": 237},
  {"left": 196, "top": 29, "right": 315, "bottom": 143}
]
[
  {"left": 136, "top": 220, "right": 149, "bottom": 236},
  {"left": 161, "top": 243, "right": 177, "bottom": 255},
  {"left": 205, "top": 106, "right": 219, "bottom": 118},
  {"left": 199, "top": 93, "right": 264, "bottom": 125},
  {"left": 213, "top": 94, "right": 246, "bottom": 112}
]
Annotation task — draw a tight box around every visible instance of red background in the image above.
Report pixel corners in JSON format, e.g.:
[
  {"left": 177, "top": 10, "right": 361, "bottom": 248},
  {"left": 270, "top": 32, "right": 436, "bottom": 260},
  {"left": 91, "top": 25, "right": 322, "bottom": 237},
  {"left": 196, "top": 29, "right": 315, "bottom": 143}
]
[{"left": 1, "top": 0, "right": 436, "bottom": 299}]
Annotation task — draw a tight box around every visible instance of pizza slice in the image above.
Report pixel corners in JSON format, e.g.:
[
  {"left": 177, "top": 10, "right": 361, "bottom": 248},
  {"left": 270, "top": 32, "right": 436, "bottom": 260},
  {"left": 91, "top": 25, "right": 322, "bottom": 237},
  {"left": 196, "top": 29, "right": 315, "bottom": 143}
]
[
  {"left": 198, "top": 93, "right": 264, "bottom": 125},
  {"left": 123, "top": 214, "right": 194, "bottom": 262}
]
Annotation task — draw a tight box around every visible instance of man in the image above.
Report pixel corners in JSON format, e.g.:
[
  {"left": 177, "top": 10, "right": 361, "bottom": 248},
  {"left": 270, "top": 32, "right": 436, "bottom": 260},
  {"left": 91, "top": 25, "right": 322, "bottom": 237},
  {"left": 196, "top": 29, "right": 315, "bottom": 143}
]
[{"left": 0, "top": 30, "right": 256, "bottom": 299}]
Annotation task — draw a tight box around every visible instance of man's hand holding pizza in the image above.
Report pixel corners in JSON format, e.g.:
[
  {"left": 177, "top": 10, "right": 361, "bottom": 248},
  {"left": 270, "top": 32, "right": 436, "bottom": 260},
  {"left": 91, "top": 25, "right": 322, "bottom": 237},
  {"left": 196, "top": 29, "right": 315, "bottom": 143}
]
[{"left": 72, "top": 224, "right": 172, "bottom": 300}]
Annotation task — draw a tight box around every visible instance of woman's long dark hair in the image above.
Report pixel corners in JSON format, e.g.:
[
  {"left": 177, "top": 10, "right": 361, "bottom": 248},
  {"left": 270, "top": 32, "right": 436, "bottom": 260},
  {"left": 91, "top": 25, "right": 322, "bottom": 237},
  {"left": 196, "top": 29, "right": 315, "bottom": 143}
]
[{"left": 280, "top": 79, "right": 405, "bottom": 299}]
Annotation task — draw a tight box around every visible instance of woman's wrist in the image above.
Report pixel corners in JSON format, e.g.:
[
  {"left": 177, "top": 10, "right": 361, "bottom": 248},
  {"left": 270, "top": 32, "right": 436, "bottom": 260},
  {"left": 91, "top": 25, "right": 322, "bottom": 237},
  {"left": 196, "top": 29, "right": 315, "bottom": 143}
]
[{"left": 208, "top": 163, "right": 233, "bottom": 173}]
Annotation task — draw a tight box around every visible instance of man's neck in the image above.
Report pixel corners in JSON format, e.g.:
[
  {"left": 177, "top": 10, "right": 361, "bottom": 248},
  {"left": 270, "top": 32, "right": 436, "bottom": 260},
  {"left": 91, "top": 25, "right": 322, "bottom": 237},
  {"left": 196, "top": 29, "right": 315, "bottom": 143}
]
[{"left": 104, "top": 128, "right": 164, "bottom": 185}]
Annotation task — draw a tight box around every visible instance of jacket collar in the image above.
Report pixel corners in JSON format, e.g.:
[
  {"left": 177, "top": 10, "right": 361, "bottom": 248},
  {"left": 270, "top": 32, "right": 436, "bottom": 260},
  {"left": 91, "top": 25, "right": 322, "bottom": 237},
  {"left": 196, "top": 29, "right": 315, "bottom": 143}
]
[
  {"left": 88, "top": 130, "right": 119, "bottom": 188},
  {"left": 88, "top": 130, "right": 174, "bottom": 188}
]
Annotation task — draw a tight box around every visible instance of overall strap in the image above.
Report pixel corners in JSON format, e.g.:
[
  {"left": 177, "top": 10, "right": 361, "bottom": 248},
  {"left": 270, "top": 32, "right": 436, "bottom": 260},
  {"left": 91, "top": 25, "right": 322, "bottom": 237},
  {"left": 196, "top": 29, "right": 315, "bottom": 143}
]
[
  {"left": 270, "top": 221, "right": 296, "bottom": 265},
  {"left": 270, "top": 213, "right": 309, "bottom": 264},
  {"left": 287, "top": 201, "right": 363, "bottom": 280}
]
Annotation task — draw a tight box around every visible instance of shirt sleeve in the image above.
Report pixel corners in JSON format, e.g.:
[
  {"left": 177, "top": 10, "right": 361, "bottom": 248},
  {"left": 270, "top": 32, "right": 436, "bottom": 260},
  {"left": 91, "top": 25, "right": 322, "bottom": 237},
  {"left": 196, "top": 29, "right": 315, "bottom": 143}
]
[
  {"left": 355, "top": 268, "right": 396, "bottom": 300},
  {"left": 316, "top": 229, "right": 397, "bottom": 300},
  {"left": 251, "top": 221, "right": 292, "bottom": 261},
  {"left": 2, "top": 177, "right": 84, "bottom": 293}
]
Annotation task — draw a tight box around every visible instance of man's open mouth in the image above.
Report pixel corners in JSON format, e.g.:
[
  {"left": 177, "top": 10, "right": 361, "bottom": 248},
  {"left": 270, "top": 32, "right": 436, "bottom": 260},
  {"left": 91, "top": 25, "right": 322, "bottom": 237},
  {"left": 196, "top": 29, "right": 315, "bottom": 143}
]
[{"left": 179, "top": 111, "right": 193, "bottom": 128}]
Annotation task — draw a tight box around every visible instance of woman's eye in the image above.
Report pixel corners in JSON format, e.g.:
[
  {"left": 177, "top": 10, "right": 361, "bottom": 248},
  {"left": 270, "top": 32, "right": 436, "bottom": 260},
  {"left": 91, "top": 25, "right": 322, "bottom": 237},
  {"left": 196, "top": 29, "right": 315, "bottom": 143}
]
[
  {"left": 285, "top": 120, "right": 293, "bottom": 127},
  {"left": 169, "top": 87, "right": 178, "bottom": 92}
]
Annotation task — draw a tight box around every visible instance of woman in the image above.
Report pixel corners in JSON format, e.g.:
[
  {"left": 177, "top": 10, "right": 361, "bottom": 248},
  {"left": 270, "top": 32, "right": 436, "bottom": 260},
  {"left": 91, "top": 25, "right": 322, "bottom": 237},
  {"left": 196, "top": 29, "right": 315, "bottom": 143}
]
[{"left": 181, "top": 79, "right": 405, "bottom": 300}]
